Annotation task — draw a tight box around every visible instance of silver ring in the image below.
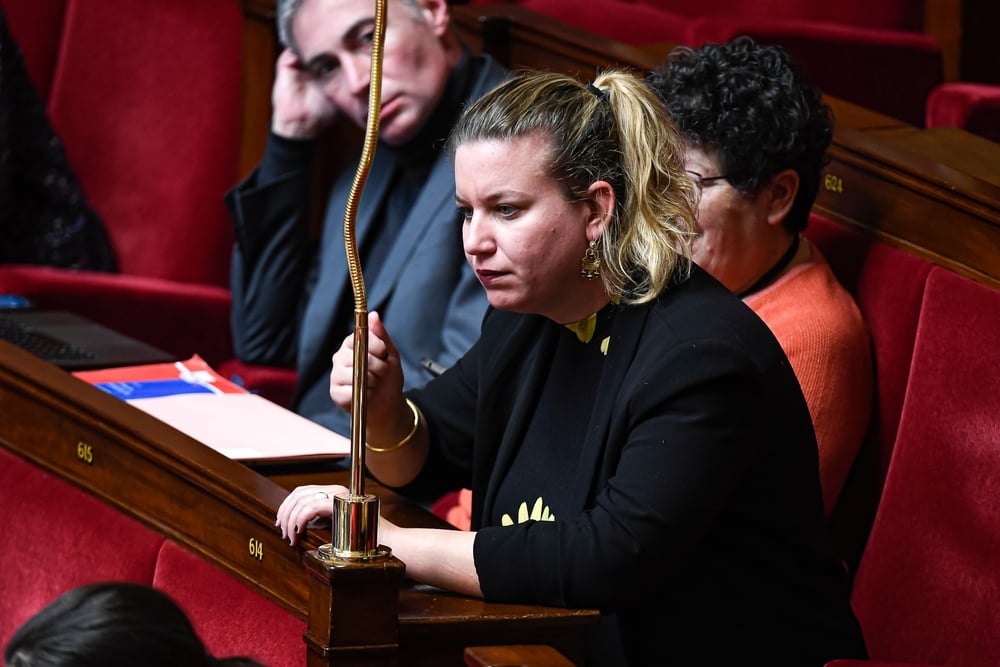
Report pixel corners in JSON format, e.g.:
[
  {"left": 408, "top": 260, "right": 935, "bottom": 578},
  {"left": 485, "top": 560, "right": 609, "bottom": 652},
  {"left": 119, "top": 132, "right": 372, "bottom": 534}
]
[{"left": 313, "top": 491, "right": 330, "bottom": 501}]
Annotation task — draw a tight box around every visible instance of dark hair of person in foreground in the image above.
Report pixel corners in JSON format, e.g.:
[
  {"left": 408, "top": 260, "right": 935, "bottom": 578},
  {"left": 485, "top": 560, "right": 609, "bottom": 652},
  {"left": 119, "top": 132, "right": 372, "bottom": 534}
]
[{"left": 4, "top": 582, "right": 265, "bottom": 667}]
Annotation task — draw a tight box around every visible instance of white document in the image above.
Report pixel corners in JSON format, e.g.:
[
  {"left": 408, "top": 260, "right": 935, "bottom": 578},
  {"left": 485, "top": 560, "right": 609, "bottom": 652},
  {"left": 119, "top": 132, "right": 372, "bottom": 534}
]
[{"left": 129, "top": 393, "right": 350, "bottom": 463}]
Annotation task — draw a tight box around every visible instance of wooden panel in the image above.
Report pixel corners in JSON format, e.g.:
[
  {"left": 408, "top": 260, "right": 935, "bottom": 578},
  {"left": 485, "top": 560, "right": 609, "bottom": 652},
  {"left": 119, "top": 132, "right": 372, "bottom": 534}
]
[
  {"left": 0, "top": 340, "right": 308, "bottom": 615},
  {"left": 923, "top": 0, "right": 963, "bottom": 81},
  {"left": 464, "top": 644, "right": 575, "bottom": 667},
  {"left": 238, "top": 0, "right": 281, "bottom": 178},
  {"left": 239, "top": 0, "right": 280, "bottom": 179},
  {"left": 817, "top": 125, "right": 1000, "bottom": 289},
  {"left": 0, "top": 340, "right": 596, "bottom": 666}
]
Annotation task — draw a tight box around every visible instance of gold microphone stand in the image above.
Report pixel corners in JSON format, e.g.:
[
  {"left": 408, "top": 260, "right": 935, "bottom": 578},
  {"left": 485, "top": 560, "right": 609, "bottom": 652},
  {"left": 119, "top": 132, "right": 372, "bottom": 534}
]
[
  {"left": 299, "top": 5, "right": 404, "bottom": 664},
  {"left": 315, "top": 0, "right": 391, "bottom": 563}
]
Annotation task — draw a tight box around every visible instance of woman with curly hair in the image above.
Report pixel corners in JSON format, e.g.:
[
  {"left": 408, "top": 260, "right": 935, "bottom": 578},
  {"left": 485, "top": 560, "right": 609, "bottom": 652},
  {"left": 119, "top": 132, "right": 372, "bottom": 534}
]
[{"left": 648, "top": 36, "right": 873, "bottom": 514}]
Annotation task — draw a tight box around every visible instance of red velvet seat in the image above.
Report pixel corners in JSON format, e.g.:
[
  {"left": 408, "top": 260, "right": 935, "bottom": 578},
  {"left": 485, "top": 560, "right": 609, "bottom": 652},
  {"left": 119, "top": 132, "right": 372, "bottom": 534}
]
[
  {"left": 0, "top": 447, "right": 165, "bottom": 646},
  {"left": 639, "top": 0, "right": 923, "bottom": 30},
  {"left": 0, "top": 0, "right": 243, "bottom": 364},
  {"left": 686, "top": 18, "right": 941, "bottom": 127},
  {"left": 471, "top": 0, "right": 943, "bottom": 126},
  {"left": 926, "top": 82, "right": 1000, "bottom": 144},
  {"left": 803, "top": 214, "right": 932, "bottom": 570},
  {"left": 0, "top": 265, "right": 233, "bottom": 365},
  {"left": 0, "top": 446, "right": 308, "bottom": 663},
  {"left": 520, "top": 0, "right": 689, "bottom": 45},
  {"left": 832, "top": 268, "right": 1000, "bottom": 666},
  {"left": 153, "top": 541, "right": 306, "bottom": 667}
]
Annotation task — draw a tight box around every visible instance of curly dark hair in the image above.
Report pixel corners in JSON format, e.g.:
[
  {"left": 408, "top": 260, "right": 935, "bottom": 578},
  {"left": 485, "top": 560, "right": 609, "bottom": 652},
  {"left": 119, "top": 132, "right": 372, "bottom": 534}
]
[{"left": 646, "top": 36, "right": 832, "bottom": 233}]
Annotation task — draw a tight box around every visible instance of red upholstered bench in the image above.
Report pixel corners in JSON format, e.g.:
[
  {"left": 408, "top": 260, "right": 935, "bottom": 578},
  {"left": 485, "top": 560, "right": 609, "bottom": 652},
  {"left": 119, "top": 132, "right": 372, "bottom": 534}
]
[
  {"left": 826, "top": 268, "right": 1000, "bottom": 666},
  {"left": 154, "top": 541, "right": 306, "bottom": 667},
  {"left": 0, "top": 0, "right": 242, "bottom": 365},
  {"left": 0, "top": 446, "right": 165, "bottom": 646},
  {"left": 926, "top": 81, "right": 1000, "bottom": 144},
  {"left": 469, "top": 0, "right": 943, "bottom": 126},
  {"left": 0, "top": 447, "right": 304, "bottom": 667}
]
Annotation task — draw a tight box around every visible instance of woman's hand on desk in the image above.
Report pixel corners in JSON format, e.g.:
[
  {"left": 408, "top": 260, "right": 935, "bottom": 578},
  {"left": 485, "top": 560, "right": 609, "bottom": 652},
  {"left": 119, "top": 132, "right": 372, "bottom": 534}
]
[{"left": 275, "top": 484, "right": 346, "bottom": 545}]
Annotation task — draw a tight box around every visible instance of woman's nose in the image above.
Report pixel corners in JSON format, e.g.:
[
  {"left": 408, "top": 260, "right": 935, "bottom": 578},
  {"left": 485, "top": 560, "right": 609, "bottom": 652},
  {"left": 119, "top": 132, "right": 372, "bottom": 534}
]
[{"left": 462, "top": 214, "right": 494, "bottom": 256}]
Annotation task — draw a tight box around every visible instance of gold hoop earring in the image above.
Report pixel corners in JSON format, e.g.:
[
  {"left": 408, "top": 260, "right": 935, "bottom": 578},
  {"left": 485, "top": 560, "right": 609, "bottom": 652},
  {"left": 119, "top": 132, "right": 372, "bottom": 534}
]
[{"left": 580, "top": 240, "right": 601, "bottom": 280}]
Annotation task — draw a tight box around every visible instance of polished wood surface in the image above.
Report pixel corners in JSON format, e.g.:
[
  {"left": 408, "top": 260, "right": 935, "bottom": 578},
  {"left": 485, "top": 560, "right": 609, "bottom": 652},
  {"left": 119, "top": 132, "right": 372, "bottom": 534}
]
[
  {"left": 816, "top": 124, "right": 1000, "bottom": 289},
  {"left": 0, "top": 340, "right": 596, "bottom": 665},
  {"left": 464, "top": 644, "right": 575, "bottom": 667},
  {"left": 238, "top": 0, "right": 280, "bottom": 179}
]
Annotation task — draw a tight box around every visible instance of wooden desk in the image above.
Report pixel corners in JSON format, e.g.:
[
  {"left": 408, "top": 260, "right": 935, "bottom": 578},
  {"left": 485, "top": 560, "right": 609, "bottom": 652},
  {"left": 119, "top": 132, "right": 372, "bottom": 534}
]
[
  {"left": 0, "top": 340, "right": 596, "bottom": 666},
  {"left": 817, "top": 124, "right": 1000, "bottom": 289},
  {"left": 863, "top": 125, "right": 1000, "bottom": 187}
]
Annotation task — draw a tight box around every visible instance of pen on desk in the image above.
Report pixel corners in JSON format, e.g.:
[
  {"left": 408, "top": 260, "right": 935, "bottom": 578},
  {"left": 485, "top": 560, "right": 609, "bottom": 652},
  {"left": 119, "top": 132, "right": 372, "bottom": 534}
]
[{"left": 420, "top": 357, "right": 448, "bottom": 377}]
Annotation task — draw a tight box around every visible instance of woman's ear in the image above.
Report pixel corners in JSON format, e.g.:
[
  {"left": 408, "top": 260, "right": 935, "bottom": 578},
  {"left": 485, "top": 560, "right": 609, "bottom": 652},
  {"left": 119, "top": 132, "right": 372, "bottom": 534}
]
[
  {"left": 585, "top": 181, "right": 616, "bottom": 240},
  {"left": 765, "top": 169, "right": 800, "bottom": 227}
]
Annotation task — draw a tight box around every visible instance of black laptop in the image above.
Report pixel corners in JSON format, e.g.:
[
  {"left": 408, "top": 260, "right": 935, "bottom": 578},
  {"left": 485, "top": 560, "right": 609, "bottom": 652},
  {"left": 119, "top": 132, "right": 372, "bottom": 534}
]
[{"left": 0, "top": 308, "right": 174, "bottom": 370}]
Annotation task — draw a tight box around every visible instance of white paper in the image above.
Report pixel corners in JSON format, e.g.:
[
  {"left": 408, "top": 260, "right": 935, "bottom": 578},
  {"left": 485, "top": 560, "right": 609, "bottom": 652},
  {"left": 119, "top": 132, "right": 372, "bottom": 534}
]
[{"left": 128, "top": 393, "right": 350, "bottom": 462}]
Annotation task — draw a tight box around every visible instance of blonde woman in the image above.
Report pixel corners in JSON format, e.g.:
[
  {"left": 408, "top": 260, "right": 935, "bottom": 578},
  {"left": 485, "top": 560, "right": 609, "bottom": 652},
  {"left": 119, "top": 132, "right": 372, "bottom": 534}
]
[{"left": 278, "top": 70, "right": 866, "bottom": 666}]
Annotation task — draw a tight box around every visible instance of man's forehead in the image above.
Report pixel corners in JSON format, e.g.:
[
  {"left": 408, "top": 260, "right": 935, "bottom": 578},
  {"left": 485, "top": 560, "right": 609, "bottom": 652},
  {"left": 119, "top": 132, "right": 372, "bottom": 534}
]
[
  {"left": 299, "top": 0, "right": 412, "bottom": 23},
  {"left": 291, "top": 0, "right": 364, "bottom": 55},
  {"left": 293, "top": 0, "right": 411, "bottom": 50}
]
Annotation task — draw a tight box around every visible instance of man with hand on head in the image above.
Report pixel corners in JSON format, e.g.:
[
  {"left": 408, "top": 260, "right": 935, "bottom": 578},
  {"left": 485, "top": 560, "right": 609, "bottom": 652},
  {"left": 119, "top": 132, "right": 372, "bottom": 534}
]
[{"left": 226, "top": 0, "right": 507, "bottom": 437}]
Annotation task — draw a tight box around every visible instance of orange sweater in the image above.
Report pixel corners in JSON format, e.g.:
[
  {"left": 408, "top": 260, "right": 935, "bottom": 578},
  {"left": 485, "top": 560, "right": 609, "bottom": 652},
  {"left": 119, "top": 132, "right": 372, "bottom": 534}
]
[{"left": 744, "top": 239, "right": 873, "bottom": 513}]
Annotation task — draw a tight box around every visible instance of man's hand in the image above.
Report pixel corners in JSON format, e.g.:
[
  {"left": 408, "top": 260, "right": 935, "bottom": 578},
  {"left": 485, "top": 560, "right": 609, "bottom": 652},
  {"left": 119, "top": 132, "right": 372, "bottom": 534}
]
[{"left": 271, "top": 48, "right": 338, "bottom": 139}]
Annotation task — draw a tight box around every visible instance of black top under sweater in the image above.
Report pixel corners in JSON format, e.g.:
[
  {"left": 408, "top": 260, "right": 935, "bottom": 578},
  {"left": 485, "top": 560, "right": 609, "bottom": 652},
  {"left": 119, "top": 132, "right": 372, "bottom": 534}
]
[{"left": 492, "top": 302, "right": 617, "bottom": 527}]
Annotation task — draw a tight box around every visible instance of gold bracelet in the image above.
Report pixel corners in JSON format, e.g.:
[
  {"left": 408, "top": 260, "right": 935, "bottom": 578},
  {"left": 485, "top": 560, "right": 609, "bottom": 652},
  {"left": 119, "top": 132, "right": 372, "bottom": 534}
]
[{"left": 365, "top": 398, "right": 421, "bottom": 453}]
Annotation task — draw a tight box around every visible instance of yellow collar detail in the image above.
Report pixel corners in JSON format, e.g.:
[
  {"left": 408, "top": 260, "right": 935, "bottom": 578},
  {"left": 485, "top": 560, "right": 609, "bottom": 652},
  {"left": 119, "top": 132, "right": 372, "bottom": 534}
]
[
  {"left": 564, "top": 312, "right": 598, "bottom": 344},
  {"left": 563, "top": 296, "right": 619, "bottom": 345}
]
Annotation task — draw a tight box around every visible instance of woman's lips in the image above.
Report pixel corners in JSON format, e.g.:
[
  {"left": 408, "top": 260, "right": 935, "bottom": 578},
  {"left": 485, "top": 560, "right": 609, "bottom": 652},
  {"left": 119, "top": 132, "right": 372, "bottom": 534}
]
[{"left": 476, "top": 269, "right": 505, "bottom": 287}]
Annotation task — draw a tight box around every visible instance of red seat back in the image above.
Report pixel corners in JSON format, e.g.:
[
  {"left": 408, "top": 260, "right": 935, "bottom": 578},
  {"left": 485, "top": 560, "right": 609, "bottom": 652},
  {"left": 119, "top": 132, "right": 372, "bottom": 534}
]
[
  {"left": 637, "top": 0, "right": 923, "bottom": 31},
  {"left": 686, "top": 19, "right": 941, "bottom": 127},
  {"left": 804, "top": 214, "right": 932, "bottom": 568},
  {"left": 154, "top": 541, "right": 307, "bottom": 667},
  {"left": 45, "top": 0, "right": 242, "bottom": 286},
  {"left": 0, "top": 447, "right": 165, "bottom": 646},
  {"left": 849, "top": 267, "right": 1000, "bottom": 665},
  {"left": 926, "top": 82, "right": 1000, "bottom": 144}
]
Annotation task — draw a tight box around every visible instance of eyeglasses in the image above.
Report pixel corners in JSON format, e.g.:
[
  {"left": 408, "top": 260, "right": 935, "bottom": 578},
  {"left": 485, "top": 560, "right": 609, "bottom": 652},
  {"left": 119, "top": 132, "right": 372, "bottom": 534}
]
[{"left": 685, "top": 170, "right": 729, "bottom": 192}]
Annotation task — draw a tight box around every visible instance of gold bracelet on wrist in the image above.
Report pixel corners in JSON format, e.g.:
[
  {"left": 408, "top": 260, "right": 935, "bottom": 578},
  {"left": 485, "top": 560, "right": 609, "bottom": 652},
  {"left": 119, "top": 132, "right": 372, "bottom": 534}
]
[{"left": 365, "top": 398, "right": 421, "bottom": 453}]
